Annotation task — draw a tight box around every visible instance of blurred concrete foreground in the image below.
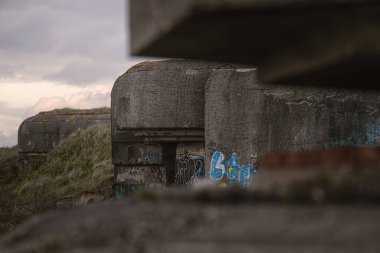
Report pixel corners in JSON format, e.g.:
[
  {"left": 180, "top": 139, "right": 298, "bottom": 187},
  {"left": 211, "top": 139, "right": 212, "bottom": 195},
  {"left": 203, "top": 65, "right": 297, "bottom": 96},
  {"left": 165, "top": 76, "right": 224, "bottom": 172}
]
[{"left": 0, "top": 1, "right": 379, "bottom": 252}]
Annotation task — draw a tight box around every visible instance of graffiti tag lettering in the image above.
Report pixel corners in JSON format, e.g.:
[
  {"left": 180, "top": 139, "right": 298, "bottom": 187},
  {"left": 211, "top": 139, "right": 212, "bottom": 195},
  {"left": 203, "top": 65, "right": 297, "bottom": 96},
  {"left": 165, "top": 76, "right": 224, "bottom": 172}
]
[
  {"left": 226, "top": 152, "right": 240, "bottom": 180},
  {"left": 175, "top": 154, "right": 205, "bottom": 187},
  {"left": 210, "top": 151, "right": 257, "bottom": 187},
  {"left": 210, "top": 151, "right": 225, "bottom": 181}
]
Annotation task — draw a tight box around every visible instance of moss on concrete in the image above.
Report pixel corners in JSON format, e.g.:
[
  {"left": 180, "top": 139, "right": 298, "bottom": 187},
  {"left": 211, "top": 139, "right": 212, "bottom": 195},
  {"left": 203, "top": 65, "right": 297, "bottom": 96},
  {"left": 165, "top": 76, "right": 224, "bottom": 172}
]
[{"left": 39, "top": 107, "right": 111, "bottom": 115}]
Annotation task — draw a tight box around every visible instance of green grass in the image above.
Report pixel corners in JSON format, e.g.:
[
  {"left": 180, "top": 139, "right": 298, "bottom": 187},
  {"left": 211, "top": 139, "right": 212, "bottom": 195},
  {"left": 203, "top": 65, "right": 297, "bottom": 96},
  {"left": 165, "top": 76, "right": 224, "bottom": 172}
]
[
  {"left": 0, "top": 146, "right": 19, "bottom": 235},
  {"left": 0, "top": 146, "right": 18, "bottom": 180},
  {"left": 0, "top": 146, "right": 18, "bottom": 164},
  {"left": 0, "top": 124, "right": 113, "bottom": 236}
]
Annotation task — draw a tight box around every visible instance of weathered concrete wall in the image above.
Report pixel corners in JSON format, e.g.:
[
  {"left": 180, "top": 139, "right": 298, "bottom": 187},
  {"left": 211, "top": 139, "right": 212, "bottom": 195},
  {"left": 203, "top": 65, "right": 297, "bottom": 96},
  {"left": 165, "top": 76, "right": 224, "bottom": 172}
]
[
  {"left": 116, "top": 166, "right": 166, "bottom": 187},
  {"left": 113, "top": 61, "right": 380, "bottom": 188},
  {"left": 205, "top": 68, "right": 380, "bottom": 168},
  {"left": 18, "top": 109, "right": 111, "bottom": 167},
  {"left": 111, "top": 60, "right": 232, "bottom": 139},
  {"left": 112, "top": 60, "right": 230, "bottom": 188}
]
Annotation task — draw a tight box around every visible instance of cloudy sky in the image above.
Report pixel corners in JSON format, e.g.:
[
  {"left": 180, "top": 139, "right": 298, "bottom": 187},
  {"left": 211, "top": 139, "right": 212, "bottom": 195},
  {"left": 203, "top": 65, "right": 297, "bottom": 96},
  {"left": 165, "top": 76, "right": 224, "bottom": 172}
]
[{"left": 0, "top": 0, "right": 147, "bottom": 146}]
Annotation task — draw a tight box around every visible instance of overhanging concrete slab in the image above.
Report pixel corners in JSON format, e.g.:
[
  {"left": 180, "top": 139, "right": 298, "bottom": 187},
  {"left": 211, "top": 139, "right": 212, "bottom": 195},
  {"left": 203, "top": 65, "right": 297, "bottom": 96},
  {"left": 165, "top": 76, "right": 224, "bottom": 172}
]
[{"left": 130, "top": 0, "right": 380, "bottom": 88}]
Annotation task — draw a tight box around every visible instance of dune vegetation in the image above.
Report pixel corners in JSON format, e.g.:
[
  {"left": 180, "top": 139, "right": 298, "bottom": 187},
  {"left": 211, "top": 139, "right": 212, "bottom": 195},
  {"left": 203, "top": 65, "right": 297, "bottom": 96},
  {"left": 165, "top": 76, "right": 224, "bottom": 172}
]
[{"left": 0, "top": 125, "right": 113, "bottom": 235}]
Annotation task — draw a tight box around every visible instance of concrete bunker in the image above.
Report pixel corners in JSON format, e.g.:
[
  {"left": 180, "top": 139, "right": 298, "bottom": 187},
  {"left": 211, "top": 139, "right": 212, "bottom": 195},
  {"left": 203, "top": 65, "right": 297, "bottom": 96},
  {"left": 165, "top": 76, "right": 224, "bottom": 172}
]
[
  {"left": 112, "top": 61, "right": 380, "bottom": 189},
  {"left": 205, "top": 68, "right": 380, "bottom": 168},
  {"left": 111, "top": 60, "right": 231, "bottom": 189},
  {"left": 18, "top": 108, "right": 111, "bottom": 168}
]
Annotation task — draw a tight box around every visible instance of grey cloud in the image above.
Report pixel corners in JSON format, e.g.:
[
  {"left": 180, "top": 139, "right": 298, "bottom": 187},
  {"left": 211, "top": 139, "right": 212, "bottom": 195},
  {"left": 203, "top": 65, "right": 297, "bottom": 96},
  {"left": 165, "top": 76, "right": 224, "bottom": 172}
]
[
  {"left": 53, "top": 21, "right": 126, "bottom": 59},
  {"left": 45, "top": 60, "right": 123, "bottom": 85},
  {"left": 0, "top": 102, "right": 32, "bottom": 118},
  {"left": 0, "top": 102, "right": 33, "bottom": 146},
  {"left": 47, "top": 0, "right": 126, "bottom": 19},
  {"left": 0, "top": 0, "right": 139, "bottom": 86},
  {"left": 0, "top": 0, "right": 123, "bottom": 17},
  {"left": 0, "top": 65, "right": 23, "bottom": 79},
  {"left": 0, "top": 0, "right": 37, "bottom": 11},
  {"left": 0, "top": 133, "right": 17, "bottom": 147},
  {"left": 0, "top": 11, "right": 56, "bottom": 52}
]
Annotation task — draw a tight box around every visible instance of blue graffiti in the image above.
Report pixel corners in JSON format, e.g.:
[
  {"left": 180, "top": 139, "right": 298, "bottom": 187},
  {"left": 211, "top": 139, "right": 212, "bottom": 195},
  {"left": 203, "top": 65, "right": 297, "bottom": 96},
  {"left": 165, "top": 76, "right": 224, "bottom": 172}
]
[
  {"left": 112, "top": 183, "right": 124, "bottom": 200},
  {"left": 367, "top": 125, "right": 380, "bottom": 135},
  {"left": 324, "top": 132, "right": 366, "bottom": 149},
  {"left": 210, "top": 151, "right": 257, "bottom": 187},
  {"left": 226, "top": 152, "right": 240, "bottom": 180},
  {"left": 325, "top": 125, "right": 380, "bottom": 149},
  {"left": 146, "top": 150, "right": 162, "bottom": 164},
  {"left": 210, "top": 151, "right": 226, "bottom": 181},
  {"left": 366, "top": 124, "right": 380, "bottom": 144},
  {"left": 239, "top": 164, "right": 257, "bottom": 187}
]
